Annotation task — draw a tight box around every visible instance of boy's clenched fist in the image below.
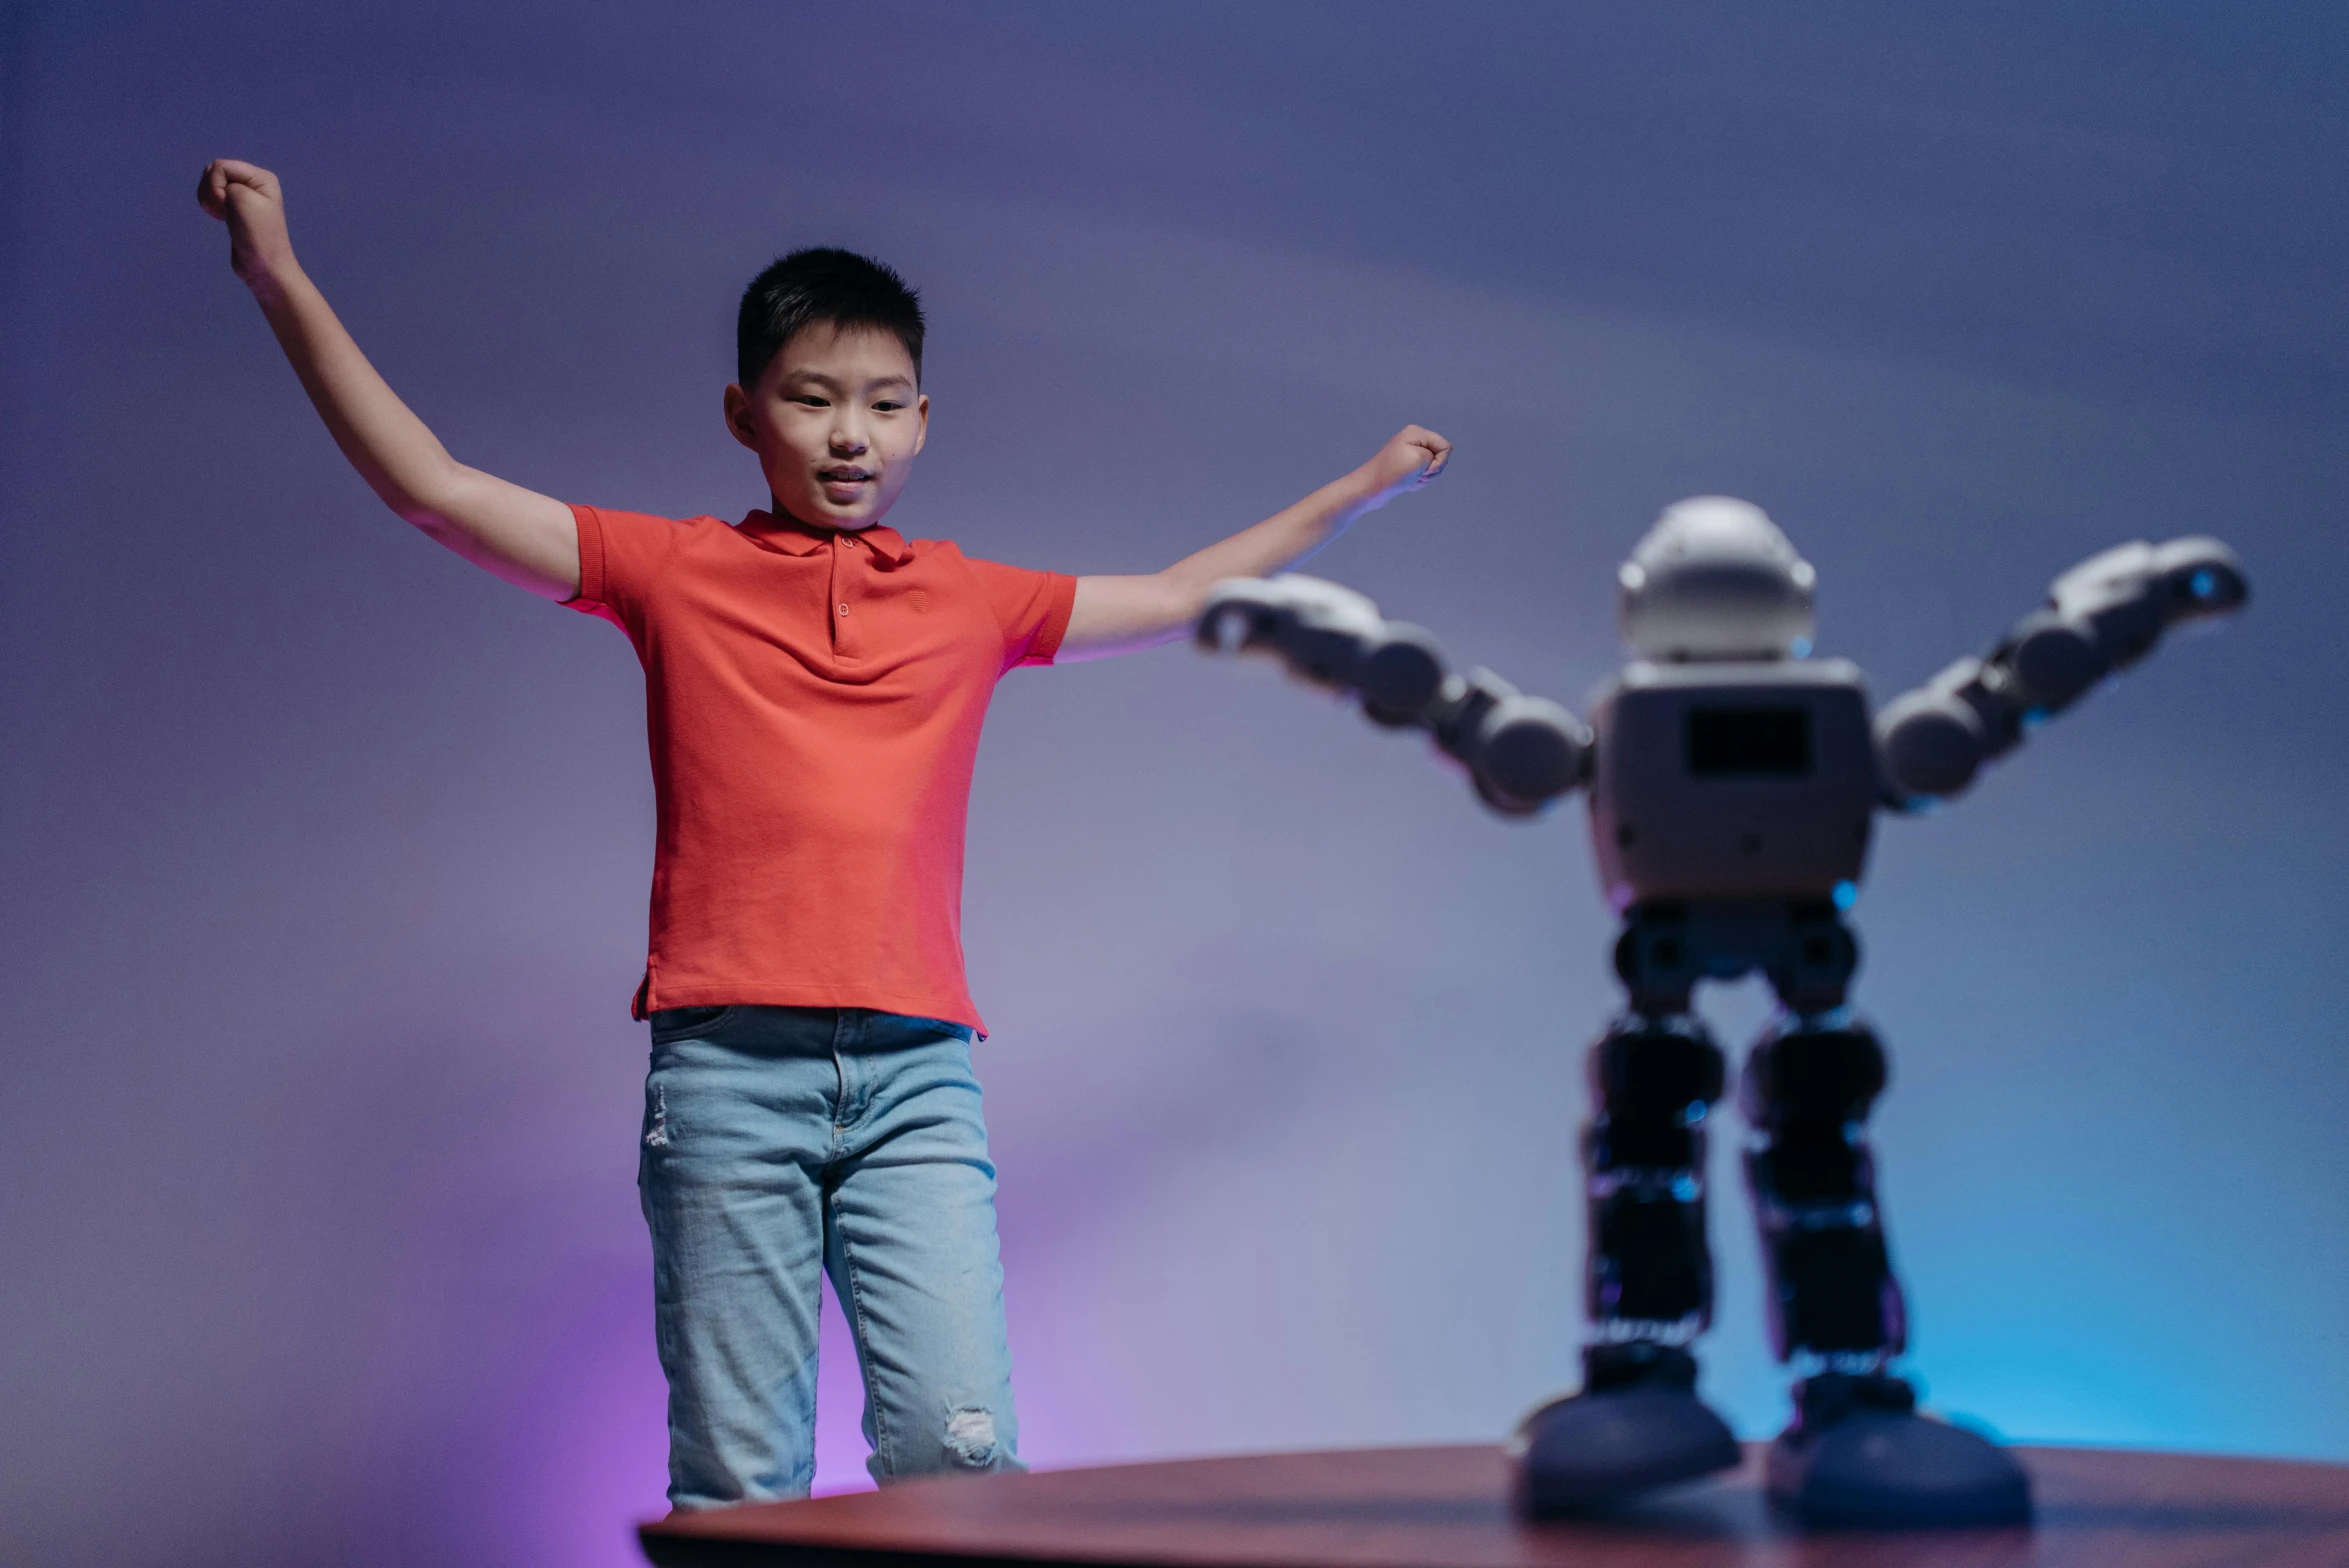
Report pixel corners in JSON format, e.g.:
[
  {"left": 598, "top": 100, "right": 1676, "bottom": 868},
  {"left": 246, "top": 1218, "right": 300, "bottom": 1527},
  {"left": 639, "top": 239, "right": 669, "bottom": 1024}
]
[
  {"left": 1357, "top": 423, "right": 1453, "bottom": 508},
  {"left": 196, "top": 158, "right": 295, "bottom": 286}
]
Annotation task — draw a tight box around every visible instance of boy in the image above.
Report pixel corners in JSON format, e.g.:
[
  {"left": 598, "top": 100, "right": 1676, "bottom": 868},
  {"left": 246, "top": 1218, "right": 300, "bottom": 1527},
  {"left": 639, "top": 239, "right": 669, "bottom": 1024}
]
[{"left": 198, "top": 157, "right": 1450, "bottom": 1508}]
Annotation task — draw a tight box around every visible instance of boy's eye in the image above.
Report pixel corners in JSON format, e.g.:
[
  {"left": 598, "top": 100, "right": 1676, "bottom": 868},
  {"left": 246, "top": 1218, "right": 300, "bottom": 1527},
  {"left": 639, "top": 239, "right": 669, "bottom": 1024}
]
[
  {"left": 789, "top": 394, "right": 829, "bottom": 408},
  {"left": 873, "top": 400, "right": 904, "bottom": 412}
]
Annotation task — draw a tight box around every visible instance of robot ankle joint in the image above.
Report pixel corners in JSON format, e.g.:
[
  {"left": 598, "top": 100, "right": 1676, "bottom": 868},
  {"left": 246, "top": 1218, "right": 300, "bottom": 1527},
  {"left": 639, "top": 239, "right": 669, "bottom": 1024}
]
[{"left": 1584, "top": 1339, "right": 1701, "bottom": 1393}]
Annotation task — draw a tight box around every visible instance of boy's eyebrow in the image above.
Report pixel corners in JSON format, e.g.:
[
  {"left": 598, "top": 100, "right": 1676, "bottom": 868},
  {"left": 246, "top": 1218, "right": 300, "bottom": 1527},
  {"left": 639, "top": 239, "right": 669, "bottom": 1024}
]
[{"left": 780, "top": 369, "right": 917, "bottom": 394}]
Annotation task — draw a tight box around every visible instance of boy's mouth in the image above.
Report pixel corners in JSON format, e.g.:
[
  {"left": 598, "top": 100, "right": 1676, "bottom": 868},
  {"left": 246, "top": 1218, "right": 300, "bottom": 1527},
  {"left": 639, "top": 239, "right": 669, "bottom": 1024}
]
[{"left": 818, "top": 466, "right": 874, "bottom": 500}]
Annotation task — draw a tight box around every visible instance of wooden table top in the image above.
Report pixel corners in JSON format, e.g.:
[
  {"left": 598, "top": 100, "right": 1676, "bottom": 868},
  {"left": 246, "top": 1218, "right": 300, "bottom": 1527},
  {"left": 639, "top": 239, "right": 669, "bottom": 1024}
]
[{"left": 637, "top": 1442, "right": 2349, "bottom": 1568}]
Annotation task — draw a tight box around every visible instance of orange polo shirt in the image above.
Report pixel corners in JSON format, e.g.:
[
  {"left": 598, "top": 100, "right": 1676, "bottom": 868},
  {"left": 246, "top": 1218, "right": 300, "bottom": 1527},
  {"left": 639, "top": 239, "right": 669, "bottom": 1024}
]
[{"left": 565, "top": 504, "right": 1075, "bottom": 1034}]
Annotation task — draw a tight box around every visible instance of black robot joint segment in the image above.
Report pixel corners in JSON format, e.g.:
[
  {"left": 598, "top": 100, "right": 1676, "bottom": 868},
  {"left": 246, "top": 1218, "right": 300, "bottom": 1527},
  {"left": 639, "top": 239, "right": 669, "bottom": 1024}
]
[{"left": 1195, "top": 495, "right": 2247, "bottom": 1529}]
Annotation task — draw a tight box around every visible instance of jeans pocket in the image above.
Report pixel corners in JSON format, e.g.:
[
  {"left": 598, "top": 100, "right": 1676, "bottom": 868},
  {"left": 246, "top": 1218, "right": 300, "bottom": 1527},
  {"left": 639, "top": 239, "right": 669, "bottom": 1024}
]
[
  {"left": 891, "top": 1014, "right": 976, "bottom": 1044},
  {"left": 648, "top": 1004, "right": 736, "bottom": 1045}
]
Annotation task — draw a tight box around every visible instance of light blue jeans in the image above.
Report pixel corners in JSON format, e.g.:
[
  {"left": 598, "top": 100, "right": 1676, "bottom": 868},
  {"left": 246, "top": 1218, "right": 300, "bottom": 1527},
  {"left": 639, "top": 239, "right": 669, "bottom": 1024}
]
[{"left": 638, "top": 1005, "right": 1022, "bottom": 1509}]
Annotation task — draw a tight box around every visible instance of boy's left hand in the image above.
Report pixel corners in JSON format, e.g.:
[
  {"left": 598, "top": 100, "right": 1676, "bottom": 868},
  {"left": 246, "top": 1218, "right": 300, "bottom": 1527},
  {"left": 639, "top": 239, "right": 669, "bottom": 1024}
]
[
  {"left": 1061, "top": 424, "right": 1451, "bottom": 661},
  {"left": 1354, "top": 425, "right": 1453, "bottom": 509}
]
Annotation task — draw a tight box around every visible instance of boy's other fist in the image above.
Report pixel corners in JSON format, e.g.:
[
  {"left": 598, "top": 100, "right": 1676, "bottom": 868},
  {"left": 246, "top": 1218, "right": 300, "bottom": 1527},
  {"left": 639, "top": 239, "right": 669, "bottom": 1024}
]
[
  {"left": 196, "top": 159, "right": 295, "bottom": 286},
  {"left": 1357, "top": 425, "right": 1453, "bottom": 509}
]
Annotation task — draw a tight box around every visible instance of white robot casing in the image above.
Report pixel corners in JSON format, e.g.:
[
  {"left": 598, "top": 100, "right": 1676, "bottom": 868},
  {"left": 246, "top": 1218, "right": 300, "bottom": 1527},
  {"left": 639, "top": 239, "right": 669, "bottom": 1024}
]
[
  {"left": 1587, "top": 660, "right": 1875, "bottom": 911},
  {"left": 1591, "top": 496, "right": 1872, "bottom": 910}
]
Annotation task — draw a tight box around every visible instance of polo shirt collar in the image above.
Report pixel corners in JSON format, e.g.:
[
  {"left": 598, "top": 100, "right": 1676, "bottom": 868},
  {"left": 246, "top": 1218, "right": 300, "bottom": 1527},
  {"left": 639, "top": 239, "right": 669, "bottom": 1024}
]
[{"left": 740, "top": 508, "right": 915, "bottom": 566}]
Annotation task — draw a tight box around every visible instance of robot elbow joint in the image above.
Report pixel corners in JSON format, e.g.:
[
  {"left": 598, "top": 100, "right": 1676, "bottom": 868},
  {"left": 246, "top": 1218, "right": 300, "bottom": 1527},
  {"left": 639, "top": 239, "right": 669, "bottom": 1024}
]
[
  {"left": 1357, "top": 624, "right": 1451, "bottom": 727},
  {"left": 1473, "top": 696, "right": 1592, "bottom": 815},
  {"left": 2002, "top": 613, "right": 2106, "bottom": 711},
  {"left": 1875, "top": 690, "right": 1986, "bottom": 804}
]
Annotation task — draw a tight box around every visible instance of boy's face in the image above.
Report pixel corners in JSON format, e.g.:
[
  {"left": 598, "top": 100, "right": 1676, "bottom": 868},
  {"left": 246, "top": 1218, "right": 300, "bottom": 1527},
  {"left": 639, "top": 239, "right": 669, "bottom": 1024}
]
[{"left": 724, "top": 322, "right": 928, "bottom": 531}]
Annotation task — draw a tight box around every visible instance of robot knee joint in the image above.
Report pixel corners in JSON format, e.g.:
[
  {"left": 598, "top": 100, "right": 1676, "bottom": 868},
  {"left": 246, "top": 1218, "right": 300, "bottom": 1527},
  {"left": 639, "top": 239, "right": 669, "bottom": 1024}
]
[
  {"left": 1741, "top": 1018, "right": 1886, "bottom": 1132},
  {"left": 1589, "top": 1015, "right": 1725, "bottom": 1128}
]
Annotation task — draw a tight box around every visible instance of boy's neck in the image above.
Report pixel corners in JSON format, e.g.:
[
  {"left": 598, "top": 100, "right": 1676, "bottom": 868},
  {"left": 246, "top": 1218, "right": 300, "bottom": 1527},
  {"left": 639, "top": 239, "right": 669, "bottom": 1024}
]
[{"left": 770, "top": 499, "right": 880, "bottom": 535}]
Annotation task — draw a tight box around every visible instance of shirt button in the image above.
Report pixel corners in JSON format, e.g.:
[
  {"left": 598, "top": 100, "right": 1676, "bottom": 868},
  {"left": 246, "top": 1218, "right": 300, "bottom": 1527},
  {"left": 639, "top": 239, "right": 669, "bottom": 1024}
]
[{"left": 839, "top": 604, "right": 849, "bottom": 615}]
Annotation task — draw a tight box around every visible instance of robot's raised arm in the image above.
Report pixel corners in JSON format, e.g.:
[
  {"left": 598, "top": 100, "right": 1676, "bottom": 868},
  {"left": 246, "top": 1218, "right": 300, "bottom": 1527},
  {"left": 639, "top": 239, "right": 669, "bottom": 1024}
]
[
  {"left": 1874, "top": 536, "right": 2248, "bottom": 806},
  {"left": 1195, "top": 575, "right": 1592, "bottom": 817}
]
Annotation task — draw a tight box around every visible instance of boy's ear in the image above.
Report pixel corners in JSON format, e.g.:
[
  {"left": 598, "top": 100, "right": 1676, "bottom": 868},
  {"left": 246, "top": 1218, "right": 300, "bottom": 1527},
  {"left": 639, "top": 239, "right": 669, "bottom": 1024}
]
[
  {"left": 722, "top": 383, "right": 760, "bottom": 452},
  {"left": 913, "top": 393, "right": 929, "bottom": 457}
]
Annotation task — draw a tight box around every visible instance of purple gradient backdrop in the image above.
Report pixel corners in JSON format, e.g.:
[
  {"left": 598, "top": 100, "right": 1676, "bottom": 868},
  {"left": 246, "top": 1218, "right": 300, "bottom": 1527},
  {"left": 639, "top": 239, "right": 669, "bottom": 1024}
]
[{"left": 4, "top": 4, "right": 2346, "bottom": 1564}]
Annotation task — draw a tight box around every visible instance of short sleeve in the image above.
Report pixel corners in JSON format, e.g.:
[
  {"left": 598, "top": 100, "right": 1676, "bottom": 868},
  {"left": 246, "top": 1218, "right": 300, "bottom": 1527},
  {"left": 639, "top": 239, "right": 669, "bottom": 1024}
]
[
  {"left": 964, "top": 557, "right": 1077, "bottom": 671},
  {"left": 563, "top": 504, "right": 685, "bottom": 631}
]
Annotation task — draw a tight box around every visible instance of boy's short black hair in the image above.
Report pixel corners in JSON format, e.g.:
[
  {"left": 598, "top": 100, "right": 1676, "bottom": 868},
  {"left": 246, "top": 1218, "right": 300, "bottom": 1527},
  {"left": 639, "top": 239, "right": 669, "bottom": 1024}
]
[{"left": 736, "top": 247, "right": 925, "bottom": 389}]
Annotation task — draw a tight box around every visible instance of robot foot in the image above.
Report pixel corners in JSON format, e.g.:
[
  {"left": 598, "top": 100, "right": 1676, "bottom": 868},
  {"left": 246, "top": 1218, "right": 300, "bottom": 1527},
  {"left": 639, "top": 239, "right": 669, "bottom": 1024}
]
[
  {"left": 1511, "top": 1344, "right": 1740, "bottom": 1517},
  {"left": 1766, "top": 1372, "right": 2031, "bottom": 1529}
]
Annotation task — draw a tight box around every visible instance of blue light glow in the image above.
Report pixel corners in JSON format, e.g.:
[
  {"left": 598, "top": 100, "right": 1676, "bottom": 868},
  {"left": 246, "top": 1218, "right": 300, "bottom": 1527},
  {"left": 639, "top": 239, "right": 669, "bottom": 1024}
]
[{"left": 1833, "top": 880, "right": 1859, "bottom": 910}]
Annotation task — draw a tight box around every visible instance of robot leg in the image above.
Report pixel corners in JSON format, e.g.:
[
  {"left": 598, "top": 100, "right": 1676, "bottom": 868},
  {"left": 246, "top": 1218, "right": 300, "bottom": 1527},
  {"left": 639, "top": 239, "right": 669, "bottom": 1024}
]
[
  {"left": 1585, "top": 1013, "right": 1724, "bottom": 1347},
  {"left": 1740, "top": 1014, "right": 1904, "bottom": 1362},
  {"left": 1512, "top": 1014, "right": 1739, "bottom": 1516},
  {"left": 1741, "top": 1014, "right": 2029, "bottom": 1528}
]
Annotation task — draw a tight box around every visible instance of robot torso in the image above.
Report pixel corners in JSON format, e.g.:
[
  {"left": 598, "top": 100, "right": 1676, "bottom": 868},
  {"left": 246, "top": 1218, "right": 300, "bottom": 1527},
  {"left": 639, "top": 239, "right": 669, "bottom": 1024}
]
[{"left": 1586, "top": 659, "right": 1876, "bottom": 911}]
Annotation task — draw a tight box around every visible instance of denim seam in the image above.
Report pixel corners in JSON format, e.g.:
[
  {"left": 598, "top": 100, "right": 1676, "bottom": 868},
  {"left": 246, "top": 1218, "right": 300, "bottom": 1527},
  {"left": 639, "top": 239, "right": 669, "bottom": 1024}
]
[
  {"left": 831, "top": 1184, "right": 892, "bottom": 1477},
  {"left": 828, "top": 1020, "right": 891, "bottom": 1475}
]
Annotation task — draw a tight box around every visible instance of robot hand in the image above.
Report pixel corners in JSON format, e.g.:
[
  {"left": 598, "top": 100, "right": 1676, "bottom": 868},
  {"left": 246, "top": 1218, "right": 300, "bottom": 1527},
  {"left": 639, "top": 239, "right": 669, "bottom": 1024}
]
[
  {"left": 1197, "top": 575, "right": 1592, "bottom": 816},
  {"left": 1876, "top": 536, "right": 2248, "bottom": 804},
  {"left": 1196, "top": 575, "right": 1449, "bottom": 724}
]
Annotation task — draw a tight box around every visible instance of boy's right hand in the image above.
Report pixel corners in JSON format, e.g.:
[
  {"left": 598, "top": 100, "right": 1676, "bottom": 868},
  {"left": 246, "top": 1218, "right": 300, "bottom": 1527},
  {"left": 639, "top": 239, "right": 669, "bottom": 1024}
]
[{"left": 197, "top": 159, "right": 297, "bottom": 287}]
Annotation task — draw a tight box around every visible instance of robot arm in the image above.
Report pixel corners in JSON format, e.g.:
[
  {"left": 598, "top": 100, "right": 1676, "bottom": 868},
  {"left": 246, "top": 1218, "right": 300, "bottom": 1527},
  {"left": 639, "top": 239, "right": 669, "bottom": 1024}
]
[
  {"left": 1195, "top": 575, "right": 1591, "bottom": 817},
  {"left": 1874, "top": 536, "right": 2248, "bottom": 807}
]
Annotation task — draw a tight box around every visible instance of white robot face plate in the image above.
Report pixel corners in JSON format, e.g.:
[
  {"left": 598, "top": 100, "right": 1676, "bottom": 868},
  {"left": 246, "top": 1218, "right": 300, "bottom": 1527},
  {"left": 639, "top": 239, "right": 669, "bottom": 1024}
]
[{"left": 1587, "top": 659, "right": 1876, "bottom": 908}]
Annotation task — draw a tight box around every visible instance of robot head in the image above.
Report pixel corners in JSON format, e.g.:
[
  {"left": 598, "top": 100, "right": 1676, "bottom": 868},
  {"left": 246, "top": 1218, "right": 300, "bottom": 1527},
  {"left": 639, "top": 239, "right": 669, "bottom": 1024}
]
[{"left": 1618, "top": 497, "right": 1818, "bottom": 662}]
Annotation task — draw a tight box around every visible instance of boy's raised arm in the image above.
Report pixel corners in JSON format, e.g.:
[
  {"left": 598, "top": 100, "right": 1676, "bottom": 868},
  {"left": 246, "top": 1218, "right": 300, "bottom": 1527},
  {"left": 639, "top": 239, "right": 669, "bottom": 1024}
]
[
  {"left": 1058, "top": 426, "right": 1451, "bottom": 662},
  {"left": 197, "top": 159, "right": 580, "bottom": 601}
]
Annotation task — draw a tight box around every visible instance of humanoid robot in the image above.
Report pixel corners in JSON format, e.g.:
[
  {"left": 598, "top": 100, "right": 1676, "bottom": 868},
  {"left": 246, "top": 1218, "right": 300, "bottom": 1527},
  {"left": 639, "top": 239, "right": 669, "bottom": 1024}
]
[{"left": 1194, "top": 497, "right": 2246, "bottom": 1528}]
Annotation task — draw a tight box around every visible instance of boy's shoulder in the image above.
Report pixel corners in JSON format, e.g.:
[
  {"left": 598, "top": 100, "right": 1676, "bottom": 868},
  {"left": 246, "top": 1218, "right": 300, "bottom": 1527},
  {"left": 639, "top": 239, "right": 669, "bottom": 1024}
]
[
  {"left": 574, "top": 502, "right": 1070, "bottom": 662},
  {"left": 582, "top": 502, "right": 1056, "bottom": 589}
]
